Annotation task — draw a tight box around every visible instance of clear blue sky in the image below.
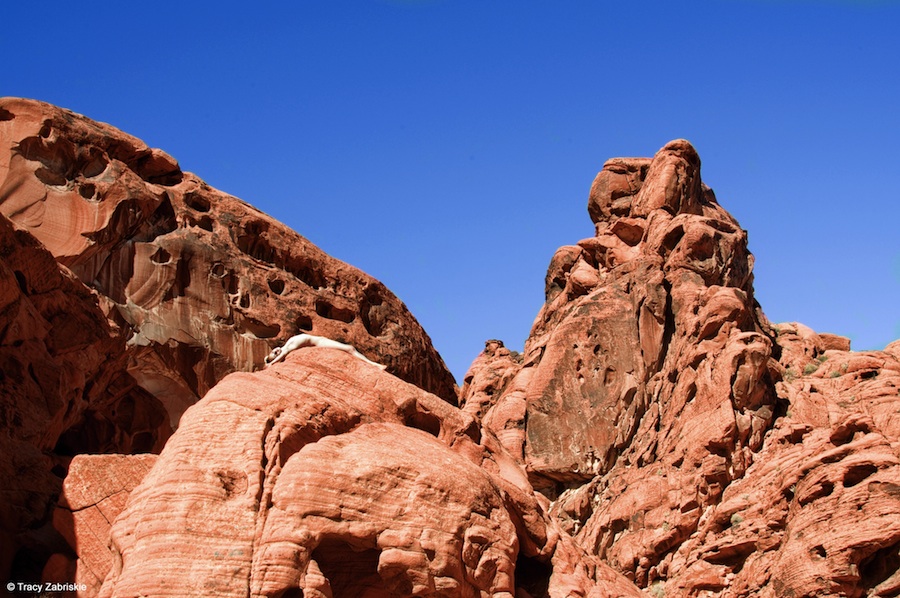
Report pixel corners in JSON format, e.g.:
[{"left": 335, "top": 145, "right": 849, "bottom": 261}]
[{"left": 4, "top": 1, "right": 899, "bottom": 382}]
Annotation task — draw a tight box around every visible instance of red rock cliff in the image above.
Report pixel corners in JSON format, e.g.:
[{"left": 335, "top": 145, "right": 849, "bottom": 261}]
[
  {"left": 3, "top": 99, "right": 899, "bottom": 597},
  {"left": 0, "top": 97, "right": 456, "bottom": 583},
  {"left": 461, "top": 140, "right": 900, "bottom": 596}
]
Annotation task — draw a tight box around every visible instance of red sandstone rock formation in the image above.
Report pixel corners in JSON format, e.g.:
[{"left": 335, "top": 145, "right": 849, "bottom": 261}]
[
  {"left": 0, "top": 97, "right": 456, "bottom": 418},
  {"left": 0, "top": 212, "right": 169, "bottom": 582},
  {"left": 0, "top": 97, "right": 455, "bottom": 584},
  {"left": 462, "top": 140, "right": 900, "bottom": 596},
  {"left": 99, "top": 348, "right": 640, "bottom": 597},
  {"left": 45, "top": 454, "right": 157, "bottom": 595},
  {"left": 661, "top": 324, "right": 900, "bottom": 597},
  {"left": 4, "top": 99, "right": 899, "bottom": 597}
]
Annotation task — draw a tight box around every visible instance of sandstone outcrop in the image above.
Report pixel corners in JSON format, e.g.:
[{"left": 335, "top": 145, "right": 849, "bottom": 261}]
[
  {"left": 99, "top": 348, "right": 640, "bottom": 597},
  {"left": 0, "top": 97, "right": 455, "bottom": 583},
  {"left": 0, "top": 212, "right": 169, "bottom": 582},
  {"left": 45, "top": 454, "right": 157, "bottom": 595},
  {"left": 462, "top": 140, "right": 900, "bottom": 595},
  {"left": 662, "top": 332, "right": 900, "bottom": 596},
  {"left": 5, "top": 99, "right": 899, "bottom": 597},
  {"left": 0, "top": 97, "right": 457, "bottom": 422}
]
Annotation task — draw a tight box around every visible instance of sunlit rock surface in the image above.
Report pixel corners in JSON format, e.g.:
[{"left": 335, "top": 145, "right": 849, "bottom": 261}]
[
  {"left": 99, "top": 349, "right": 639, "bottom": 597},
  {"left": 3, "top": 99, "right": 899, "bottom": 597},
  {"left": 461, "top": 140, "right": 900, "bottom": 596},
  {"left": 0, "top": 97, "right": 455, "bottom": 583},
  {"left": 0, "top": 97, "right": 457, "bottom": 421}
]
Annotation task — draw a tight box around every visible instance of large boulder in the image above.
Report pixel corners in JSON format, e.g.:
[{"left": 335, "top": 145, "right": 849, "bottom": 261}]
[
  {"left": 45, "top": 454, "right": 158, "bottom": 595},
  {"left": 99, "top": 348, "right": 640, "bottom": 597}
]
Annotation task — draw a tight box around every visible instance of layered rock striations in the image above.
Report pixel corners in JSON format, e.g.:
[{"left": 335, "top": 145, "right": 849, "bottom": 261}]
[
  {"left": 3, "top": 98, "right": 898, "bottom": 597},
  {"left": 98, "top": 348, "right": 639, "bottom": 597},
  {"left": 461, "top": 140, "right": 900, "bottom": 596},
  {"left": 46, "top": 454, "right": 158, "bottom": 594},
  {"left": 0, "top": 98, "right": 455, "bottom": 583}
]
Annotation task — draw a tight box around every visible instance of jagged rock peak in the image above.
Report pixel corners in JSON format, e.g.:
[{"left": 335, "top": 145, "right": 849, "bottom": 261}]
[
  {"left": 464, "top": 140, "right": 900, "bottom": 595},
  {"left": 588, "top": 139, "right": 709, "bottom": 228}
]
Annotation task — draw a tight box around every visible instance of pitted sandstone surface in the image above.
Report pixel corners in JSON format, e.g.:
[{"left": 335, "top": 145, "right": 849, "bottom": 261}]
[{"left": 2, "top": 100, "right": 898, "bottom": 596}]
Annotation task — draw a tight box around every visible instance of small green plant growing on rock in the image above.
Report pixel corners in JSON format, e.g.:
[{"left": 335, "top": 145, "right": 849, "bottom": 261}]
[
  {"left": 649, "top": 581, "right": 666, "bottom": 598},
  {"left": 730, "top": 513, "right": 744, "bottom": 527},
  {"left": 803, "top": 363, "right": 819, "bottom": 375},
  {"left": 784, "top": 367, "right": 797, "bottom": 383}
]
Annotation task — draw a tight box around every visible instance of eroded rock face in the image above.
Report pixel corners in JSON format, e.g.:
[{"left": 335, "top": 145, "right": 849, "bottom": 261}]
[
  {"left": 100, "top": 348, "right": 640, "bottom": 597},
  {"left": 44, "top": 454, "right": 157, "bottom": 595},
  {"left": 0, "top": 97, "right": 457, "bottom": 427},
  {"left": 0, "top": 212, "right": 170, "bottom": 581},
  {"left": 6, "top": 101, "right": 899, "bottom": 597},
  {"left": 494, "top": 140, "right": 775, "bottom": 495},
  {"left": 0, "top": 97, "right": 456, "bottom": 584},
  {"left": 467, "top": 140, "right": 900, "bottom": 594},
  {"left": 662, "top": 339, "right": 900, "bottom": 597},
  {"left": 459, "top": 340, "right": 523, "bottom": 421}
]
